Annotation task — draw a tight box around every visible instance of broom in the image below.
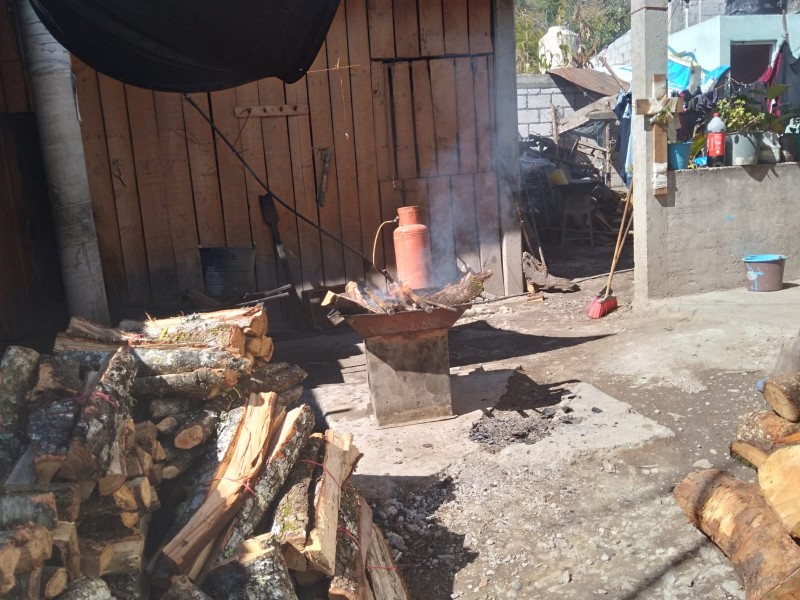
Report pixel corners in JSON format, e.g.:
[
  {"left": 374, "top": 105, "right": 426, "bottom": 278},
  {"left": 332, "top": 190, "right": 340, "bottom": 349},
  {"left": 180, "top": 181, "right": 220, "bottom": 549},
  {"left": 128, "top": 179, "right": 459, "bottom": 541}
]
[{"left": 586, "top": 185, "right": 633, "bottom": 319}]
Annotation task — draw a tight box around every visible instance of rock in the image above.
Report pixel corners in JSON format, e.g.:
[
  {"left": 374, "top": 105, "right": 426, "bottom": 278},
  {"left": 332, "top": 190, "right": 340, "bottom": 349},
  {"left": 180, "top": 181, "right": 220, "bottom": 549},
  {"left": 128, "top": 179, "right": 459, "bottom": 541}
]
[
  {"left": 511, "top": 580, "right": 523, "bottom": 591},
  {"left": 721, "top": 580, "right": 744, "bottom": 599},
  {"left": 692, "top": 459, "right": 713, "bottom": 469},
  {"left": 561, "top": 571, "right": 572, "bottom": 584}
]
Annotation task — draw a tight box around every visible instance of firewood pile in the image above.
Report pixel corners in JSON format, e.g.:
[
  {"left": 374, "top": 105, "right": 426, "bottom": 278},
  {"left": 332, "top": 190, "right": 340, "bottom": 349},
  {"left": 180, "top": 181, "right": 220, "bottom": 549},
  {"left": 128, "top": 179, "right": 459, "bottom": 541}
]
[
  {"left": 324, "top": 271, "right": 493, "bottom": 316},
  {"left": 674, "top": 371, "right": 800, "bottom": 600},
  {"left": 0, "top": 307, "right": 408, "bottom": 599}
]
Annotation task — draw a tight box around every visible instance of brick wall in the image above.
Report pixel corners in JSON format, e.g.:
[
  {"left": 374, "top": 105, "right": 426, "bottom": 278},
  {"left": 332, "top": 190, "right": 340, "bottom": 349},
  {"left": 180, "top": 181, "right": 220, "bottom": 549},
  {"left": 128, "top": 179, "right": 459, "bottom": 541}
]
[{"left": 517, "top": 74, "right": 597, "bottom": 139}]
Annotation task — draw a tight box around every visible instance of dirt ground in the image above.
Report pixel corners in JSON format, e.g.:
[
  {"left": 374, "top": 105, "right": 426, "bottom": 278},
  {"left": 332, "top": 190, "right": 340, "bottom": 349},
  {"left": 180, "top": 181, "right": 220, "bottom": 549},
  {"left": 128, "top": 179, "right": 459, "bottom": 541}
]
[{"left": 275, "top": 244, "right": 797, "bottom": 600}]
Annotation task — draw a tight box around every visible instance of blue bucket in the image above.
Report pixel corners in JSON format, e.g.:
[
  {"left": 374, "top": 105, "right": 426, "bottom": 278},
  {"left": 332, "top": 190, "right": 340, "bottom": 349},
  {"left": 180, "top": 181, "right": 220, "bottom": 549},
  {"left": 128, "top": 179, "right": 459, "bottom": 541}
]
[
  {"left": 667, "top": 142, "right": 692, "bottom": 170},
  {"left": 743, "top": 254, "right": 787, "bottom": 292}
]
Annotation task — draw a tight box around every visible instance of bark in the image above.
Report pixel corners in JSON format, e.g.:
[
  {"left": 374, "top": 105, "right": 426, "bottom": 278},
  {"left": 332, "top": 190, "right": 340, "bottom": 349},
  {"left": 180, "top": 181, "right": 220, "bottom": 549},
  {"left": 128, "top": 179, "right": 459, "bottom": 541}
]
[
  {"left": 344, "top": 282, "right": 380, "bottom": 313},
  {"left": 150, "top": 399, "right": 200, "bottom": 420},
  {"left": 674, "top": 469, "right": 800, "bottom": 600},
  {"left": 27, "top": 398, "right": 81, "bottom": 483},
  {"left": 161, "top": 575, "right": 212, "bottom": 600},
  {"left": 0, "top": 492, "right": 58, "bottom": 529},
  {"left": 55, "top": 341, "right": 253, "bottom": 377},
  {"left": 119, "top": 306, "right": 268, "bottom": 339},
  {"left": 277, "top": 386, "right": 304, "bottom": 410},
  {"left": 0, "top": 483, "right": 81, "bottom": 522},
  {"left": 161, "top": 394, "right": 278, "bottom": 574},
  {"left": 57, "top": 577, "right": 113, "bottom": 600},
  {"left": 423, "top": 270, "right": 493, "bottom": 306},
  {"left": 41, "top": 566, "right": 68, "bottom": 599},
  {"left": 271, "top": 436, "right": 324, "bottom": 570},
  {"left": 174, "top": 410, "right": 219, "bottom": 450},
  {"left": 161, "top": 441, "right": 206, "bottom": 481},
  {"left": 118, "top": 320, "right": 247, "bottom": 358},
  {"left": 102, "top": 573, "right": 148, "bottom": 600},
  {"left": 763, "top": 373, "right": 800, "bottom": 422},
  {"left": 14, "top": 0, "right": 110, "bottom": 324},
  {"left": 132, "top": 369, "right": 238, "bottom": 400},
  {"left": 202, "top": 536, "right": 298, "bottom": 600},
  {"left": 736, "top": 409, "right": 800, "bottom": 452},
  {"left": 3, "top": 524, "right": 51, "bottom": 573},
  {"left": 356, "top": 493, "right": 376, "bottom": 600},
  {"left": 218, "top": 404, "right": 315, "bottom": 561},
  {"left": 304, "top": 430, "right": 361, "bottom": 576},
  {"left": 6, "top": 566, "right": 42, "bottom": 600},
  {"left": 50, "top": 522, "right": 80, "bottom": 579},
  {"left": 59, "top": 349, "right": 139, "bottom": 481},
  {"left": 244, "top": 362, "right": 308, "bottom": 395},
  {"left": 364, "top": 522, "right": 409, "bottom": 599},
  {"left": 0, "top": 346, "right": 40, "bottom": 469},
  {"left": 156, "top": 415, "right": 184, "bottom": 435},
  {"left": 329, "top": 485, "right": 363, "bottom": 600}
]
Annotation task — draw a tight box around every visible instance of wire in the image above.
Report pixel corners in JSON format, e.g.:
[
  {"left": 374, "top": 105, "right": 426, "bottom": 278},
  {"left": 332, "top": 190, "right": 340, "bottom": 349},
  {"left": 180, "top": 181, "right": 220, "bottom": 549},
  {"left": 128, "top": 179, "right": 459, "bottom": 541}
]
[{"left": 372, "top": 218, "right": 398, "bottom": 278}]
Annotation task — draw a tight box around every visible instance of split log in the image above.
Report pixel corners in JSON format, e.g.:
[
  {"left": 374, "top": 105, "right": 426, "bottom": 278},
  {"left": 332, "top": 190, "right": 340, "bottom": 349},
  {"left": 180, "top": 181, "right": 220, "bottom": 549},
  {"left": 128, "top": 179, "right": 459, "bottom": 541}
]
[
  {"left": 304, "top": 430, "right": 361, "bottom": 576},
  {"left": 364, "top": 522, "right": 408, "bottom": 599},
  {"left": 271, "top": 435, "right": 325, "bottom": 570},
  {"left": 277, "top": 386, "right": 304, "bottom": 410},
  {"left": 0, "top": 534, "right": 21, "bottom": 594},
  {"left": 674, "top": 469, "right": 800, "bottom": 600},
  {"left": 150, "top": 399, "right": 199, "bottom": 420},
  {"left": 98, "top": 419, "right": 134, "bottom": 497},
  {"left": 322, "top": 290, "right": 372, "bottom": 316},
  {"left": 329, "top": 485, "right": 364, "bottom": 600},
  {"left": 363, "top": 287, "right": 396, "bottom": 315},
  {"left": 424, "top": 270, "right": 492, "bottom": 306},
  {"left": 57, "top": 577, "right": 113, "bottom": 600},
  {"left": 6, "top": 523, "right": 51, "bottom": 572},
  {"left": 126, "top": 446, "right": 153, "bottom": 480},
  {"left": 217, "top": 404, "right": 315, "bottom": 561},
  {"left": 58, "top": 349, "right": 139, "bottom": 481},
  {"left": 356, "top": 494, "right": 376, "bottom": 600},
  {"left": 0, "top": 492, "right": 58, "bottom": 529},
  {"left": 754, "top": 444, "right": 800, "bottom": 538},
  {"left": 6, "top": 566, "right": 42, "bottom": 600},
  {"left": 0, "top": 484, "right": 81, "bottom": 522},
  {"left": 156, "top": 415, "right": 184, "bottom": 435},
  {"left": 80, "top": 531, "right": 145, "bottom": 577},
  {"left": 245, "top": 336, "right": 274, "bottom": 361},
  {"left": 730, "top": 441, "right": 769, "bottom": 469},
  {"left": 49, "top": 522, "right": 80, "bottom": 579},
  {"left": 65, "top": 317, "right": 135, "bottom": 343},
  {"left": 78, "top": 512, "right": 140, "bottom": 534},
  {"left": 161, "top": 392, "right": 279, "bottom": 574},
  {"left": 0, "top": 346, "right": 40, "bottom": 471},
  {"left": 41, "top": 566, "right": 68, "bottom": 599},
  {"left": 174, "top": 411, "right": 219, "bottom": 450},
  {"left": 244, "top": 362, "right": 308, "bottom": 395},
  {"left": 27, "top": 398, "right": 81, "bottom": 483},
  {"left": 132, "top": 369, "right": 238, "bottom": 400},
  {"left": 736, "top": 409, "right": 800, "bottom": 452},
  {"left": 119, "top": 305, "right": 268, "bottom": 339},
  {"left": 202, "top": 535, "right": 298, "bottom": 600},
  {"left": 763, "top": 373, "right": 800, "bottom": 422},
  {"left": 161, "top": 575, "right": 212, "bottom": 600},
  {"left": 54, "top": 341, "right": 254, "bottom": 377},
  {"left": 161, "top": 442, "right": 206, "bottom": 481},
  {"left": 102, "top": 573, "right": 148, "bottom": 600}
]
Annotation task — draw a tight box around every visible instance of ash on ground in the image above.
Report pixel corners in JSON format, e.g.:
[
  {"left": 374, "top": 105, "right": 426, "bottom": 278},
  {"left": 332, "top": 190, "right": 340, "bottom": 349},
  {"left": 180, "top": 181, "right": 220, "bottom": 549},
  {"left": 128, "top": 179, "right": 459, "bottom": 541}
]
[{"left": 468, "top": 368, "right": 582, "bottom": 450}]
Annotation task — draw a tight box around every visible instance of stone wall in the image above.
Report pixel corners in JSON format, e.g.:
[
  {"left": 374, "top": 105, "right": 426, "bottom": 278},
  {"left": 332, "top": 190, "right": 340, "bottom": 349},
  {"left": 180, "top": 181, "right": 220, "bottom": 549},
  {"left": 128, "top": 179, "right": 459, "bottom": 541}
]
[
  {"left": 642, "top": 163, "right": 800, "bottom": 298},
  {"left": 517, "top": 74, "right": 597, "bottom": 139}
]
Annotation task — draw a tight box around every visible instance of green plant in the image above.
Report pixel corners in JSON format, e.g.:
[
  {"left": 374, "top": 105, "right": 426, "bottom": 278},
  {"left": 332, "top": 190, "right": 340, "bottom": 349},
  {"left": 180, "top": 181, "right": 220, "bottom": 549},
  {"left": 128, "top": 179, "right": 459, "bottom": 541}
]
[{"left": 716, "top": 95, "right": 767, "bottom": 133}]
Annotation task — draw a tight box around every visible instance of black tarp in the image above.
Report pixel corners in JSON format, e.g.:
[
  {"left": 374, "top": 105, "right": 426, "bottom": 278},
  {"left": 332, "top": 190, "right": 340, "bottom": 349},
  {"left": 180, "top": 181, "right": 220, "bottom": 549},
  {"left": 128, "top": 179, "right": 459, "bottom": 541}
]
[{"left": 29, "top": 0, "right": 341, "bottom": 92}]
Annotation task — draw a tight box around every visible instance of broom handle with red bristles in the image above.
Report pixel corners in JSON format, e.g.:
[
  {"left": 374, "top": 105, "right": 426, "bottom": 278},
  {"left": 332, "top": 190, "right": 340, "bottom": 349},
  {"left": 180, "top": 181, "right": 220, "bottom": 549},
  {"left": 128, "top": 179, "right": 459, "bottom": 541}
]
[{"left": 603, "top": 186, "right": 633, "bottom": 297}]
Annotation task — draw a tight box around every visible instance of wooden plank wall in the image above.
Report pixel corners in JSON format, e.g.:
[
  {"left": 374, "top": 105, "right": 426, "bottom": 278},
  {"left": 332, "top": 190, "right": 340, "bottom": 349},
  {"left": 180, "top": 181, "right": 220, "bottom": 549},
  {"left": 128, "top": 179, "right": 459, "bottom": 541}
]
[{"left": 73, "top": 0, "right": 506, "bottom": 317}]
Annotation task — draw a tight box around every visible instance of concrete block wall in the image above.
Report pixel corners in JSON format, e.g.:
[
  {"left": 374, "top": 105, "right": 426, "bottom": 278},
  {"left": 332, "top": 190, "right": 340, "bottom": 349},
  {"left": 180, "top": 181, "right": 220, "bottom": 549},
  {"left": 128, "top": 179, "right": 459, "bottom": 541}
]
[
  {"left": 517, "top": 74, "right": 596, "bottom": 139},
  {"left": 644, "top": 163, "right": 800, "bottom": 298}
]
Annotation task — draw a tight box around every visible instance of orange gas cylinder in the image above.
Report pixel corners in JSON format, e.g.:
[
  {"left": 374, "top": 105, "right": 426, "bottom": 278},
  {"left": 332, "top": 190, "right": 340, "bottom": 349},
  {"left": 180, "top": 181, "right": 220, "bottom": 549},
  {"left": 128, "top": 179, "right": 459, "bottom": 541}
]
[{"left": 393, "top": 206, "right": 432, "bottom": 289}]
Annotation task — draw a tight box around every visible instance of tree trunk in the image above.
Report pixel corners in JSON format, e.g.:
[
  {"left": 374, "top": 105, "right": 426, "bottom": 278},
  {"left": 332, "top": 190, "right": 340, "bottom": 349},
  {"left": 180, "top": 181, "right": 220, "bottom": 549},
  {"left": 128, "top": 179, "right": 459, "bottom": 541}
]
[
  {"left": 736, "top": 410, "right": 800, "bottom": 452},
  {"left": 762, "top": 373, "right": 800, "bottom": 422},
  {"left": 57, "top": 577, "right": 113, "bottom": 600},
  {"left": 674, "top": 469, "right": 800, "bottom": 600},
  {"left": 0, "top": 347, "right": 40, "bottom": 472},
  {"left": 218, "top": 404, "right": 315, "bottom": 562},
  {"left": 13, "top": 0, "right": 110, "bottom": 324}
]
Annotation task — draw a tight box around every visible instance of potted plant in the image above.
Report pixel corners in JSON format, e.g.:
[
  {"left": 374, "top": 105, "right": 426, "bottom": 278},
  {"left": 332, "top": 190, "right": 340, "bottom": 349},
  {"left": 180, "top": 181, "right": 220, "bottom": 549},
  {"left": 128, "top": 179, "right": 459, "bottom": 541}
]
[{"left": 716, "top": 94, "right": 766, "bottom": 165}]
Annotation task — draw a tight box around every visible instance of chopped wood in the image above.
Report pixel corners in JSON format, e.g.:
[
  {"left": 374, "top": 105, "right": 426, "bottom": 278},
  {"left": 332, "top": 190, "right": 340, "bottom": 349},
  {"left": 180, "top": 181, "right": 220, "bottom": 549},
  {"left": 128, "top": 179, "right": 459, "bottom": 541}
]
[
  {"left": 5, "top": 523, "right": 51, "bottom": 573},
  {"left": 161, "top": 442, "right": 206, "bottom": 481},
  {"left": 103, "top": 573, "right": 148, "bottom": 600},
  {"left": 0, "top": 346, "right": 40, "bottom": 471},
  {"left": 356, "top": 493, "right": 376, "bottom": 600},
  {"left": 65, "top": 317, "right": 135, "bottom": 344},
  {"left": 244, "top": 362, "right": 308, "bottom": 395},
  {"left": 399, "top": 282, "right": 435, "bottom": 313},
  {"left": 244, "top": 336, "right": 274, "bottom": 360},
  {"left": 0, "top": 492, "right": 58, "bottom": 529},
  {"left": 0, "top": 534, "right": 21, "bottom": 594},
  {"left": 156, "top": 415, "right": 183, "bottom": 434},
  {"left": 41, "top": 566, "right": 68, "bottom": 599},
  {"left": 730, "top": 440, "right": 768, "bottom": 469},
  {"left": 81, "top": 531, "right": 145, "bottom": 577},
  {"left": 6, "top": 566, "right": 42, "bottom": 600},
  {"left": 78, "top": 511, "right": 140, "bottom": 534},
  {"left": 119, "top": 306, "right": 268, "bottom": 339},
  {"left": 202, "top": 535, "right": 298, "bottom": 600},
  {"left": 98, "top": 419, "right": 134, "bottom": 497},
  {"left": 57, "top": 577, "right": 113, "bottom": 600},
  {"left": 424, "top": 270, "right": 493, "bottom": 306},
  {"left": 344, "top": 282, "right": 380, "bottom": 313},
  {"left": 674, "top": 469, "right": 800, "bottom": 600},
  {"left": 161, "top": 393, "right": 278, "bottom": 574},
  {"left": 50, "top": 522, "right": 81, "bottom": 579},
  {"left": 271, "top": 435, "right": 324, "bottom": 570},
  {"left": 150, "top": 399, "right": 199, "bottom": 420},
  {"left": 277, "top": 386, "right": 304, "bottom": 410},
  {"left": 329, "top": 485, "right": 363, "bottom": 600},
  {"left": 161, "top": 575, "right": 212, "bottom": 600},
  {"left": 755, "top": 444, "right": 800, "bottom": 538},
  {"left": 4, "top": 447, "right": 36, "bottom": 486},
  {"left": 218, "top": 404, "right": 315, "bottom": 561},
  {"left": 304, "top": 430, "right": 361, "bottom": 576},
  {"left": 27, "top": 398, "right": 81, "bottom": 483},
  {"left": 763, "top": 373, "right": 800, "bottom": 422},
  {"left": 132, "top": 369, "right": 238, "bottom": 400},
  {"left": 736, "top": 409, "right": 800, "bottom": 451},
  {"left": 174, "top": 411, "right": 219, "bottom": 450},
  {"left": 58, "top": 349, "right": 139, "bottom": 481},
  {"left": 364, "top": 522, "right": 409, "bottom": 599},
  {"left": 322, "top": 290, "right": 372, "bottom": 316},
  {"left": 363, "top": 287, "right": 396, "bottom": 315}
]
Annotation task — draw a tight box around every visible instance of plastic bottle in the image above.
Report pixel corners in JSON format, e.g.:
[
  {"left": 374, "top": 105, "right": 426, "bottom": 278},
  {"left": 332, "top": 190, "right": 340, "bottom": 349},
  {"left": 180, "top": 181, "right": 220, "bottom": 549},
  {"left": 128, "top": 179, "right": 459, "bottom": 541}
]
[{"left": 707, "top": 113, "right": 726, "bottom": 168}]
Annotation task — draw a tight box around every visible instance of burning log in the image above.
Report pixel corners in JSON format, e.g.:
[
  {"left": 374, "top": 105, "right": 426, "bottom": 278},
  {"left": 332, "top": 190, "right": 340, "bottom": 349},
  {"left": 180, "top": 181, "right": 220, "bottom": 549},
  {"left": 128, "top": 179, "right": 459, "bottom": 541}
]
[
  {"left": 424, "top": 270, "right": 493, "bottom": 306},
  {"left": 363, "top": 288, "right": 396, "bottom": 315},
  {"left": 674, "top": 469, "right": 800, "bottom": 599}
]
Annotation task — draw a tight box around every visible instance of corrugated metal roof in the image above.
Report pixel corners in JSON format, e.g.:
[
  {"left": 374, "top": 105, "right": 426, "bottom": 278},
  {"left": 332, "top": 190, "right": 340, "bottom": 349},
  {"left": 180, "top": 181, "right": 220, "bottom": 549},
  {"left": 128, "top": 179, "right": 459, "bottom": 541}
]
[{"left": 547, "top": 67, "right": 623, "bottom": 97}]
